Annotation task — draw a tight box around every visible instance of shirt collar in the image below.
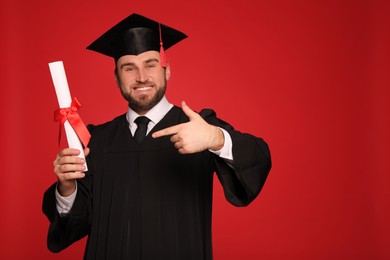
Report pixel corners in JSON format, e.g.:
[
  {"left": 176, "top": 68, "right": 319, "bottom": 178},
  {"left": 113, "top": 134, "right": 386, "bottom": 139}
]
[{"left": 126, "top": 96, "right": 173, "bottom": 127}]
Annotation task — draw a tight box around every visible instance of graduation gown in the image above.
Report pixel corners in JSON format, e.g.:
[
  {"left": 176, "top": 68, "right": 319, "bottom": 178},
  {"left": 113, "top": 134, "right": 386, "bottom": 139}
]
[{"left": 42, "top": 106, "right": 271, "bottom": 260}]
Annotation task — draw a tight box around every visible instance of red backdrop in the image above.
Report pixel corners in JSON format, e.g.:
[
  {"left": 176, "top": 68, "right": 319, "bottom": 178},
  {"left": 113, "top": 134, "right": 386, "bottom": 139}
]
[{"left": 1, "top": 0, "right": 389, "bottom": 259}]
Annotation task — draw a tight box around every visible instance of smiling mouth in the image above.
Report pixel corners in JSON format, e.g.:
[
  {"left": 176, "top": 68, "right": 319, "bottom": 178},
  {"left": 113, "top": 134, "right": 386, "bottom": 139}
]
[
  {"left": 133, "top": 85, "right": 153, "bottom": 91},
  {"left": 135, "top": 86, "right": 151, "bottom": 90}
]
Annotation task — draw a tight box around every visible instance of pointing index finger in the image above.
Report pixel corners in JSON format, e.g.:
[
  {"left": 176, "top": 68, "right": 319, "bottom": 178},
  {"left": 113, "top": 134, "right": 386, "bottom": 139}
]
[{"left": 152, "top": 124, "right": 181, "bottom": 138}]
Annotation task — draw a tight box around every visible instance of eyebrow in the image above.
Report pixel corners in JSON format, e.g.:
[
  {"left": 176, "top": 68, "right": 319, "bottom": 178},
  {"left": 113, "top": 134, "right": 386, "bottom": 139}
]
[
  {"left": 120, "top": 58, "right": 159, "bottom": 69},
  {"left": 120, "top": 62, "right": 135, "bottom": 69},
  {"left": 144, "top": 58, "right": 159, "bottom": 64}
]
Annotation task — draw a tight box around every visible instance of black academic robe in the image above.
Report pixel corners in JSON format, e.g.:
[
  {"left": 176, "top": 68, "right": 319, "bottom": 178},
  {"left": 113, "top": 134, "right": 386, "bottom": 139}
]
[{"left": 42, "top": 106, "right": 271, "bottom": 260}]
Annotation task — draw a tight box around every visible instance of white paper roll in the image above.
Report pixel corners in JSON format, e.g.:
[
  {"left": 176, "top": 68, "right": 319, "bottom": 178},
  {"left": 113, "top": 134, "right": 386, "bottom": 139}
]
[{"left": 49, "top": 61, "right": 88, "bottom": 170}]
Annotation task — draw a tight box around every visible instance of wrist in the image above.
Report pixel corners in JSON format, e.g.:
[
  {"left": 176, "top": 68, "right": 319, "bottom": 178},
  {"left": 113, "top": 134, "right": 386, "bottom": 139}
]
[
  {"left": 209, "top": 126, "right": 224, "bottom": 151},
  {"left": 57, "top": 180, "right": 76, "bottom": 197}
]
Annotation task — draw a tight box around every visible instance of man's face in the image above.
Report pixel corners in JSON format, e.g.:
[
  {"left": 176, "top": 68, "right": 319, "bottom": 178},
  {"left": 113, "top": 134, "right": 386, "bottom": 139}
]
[{"left": 115, "top": 50, "right": 170, "bottom": 115}]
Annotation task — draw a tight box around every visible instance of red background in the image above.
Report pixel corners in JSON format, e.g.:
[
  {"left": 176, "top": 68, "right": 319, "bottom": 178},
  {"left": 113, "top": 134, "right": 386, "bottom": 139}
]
[{"left": 1, "top": 0, "right": 389, "bottom": 259}]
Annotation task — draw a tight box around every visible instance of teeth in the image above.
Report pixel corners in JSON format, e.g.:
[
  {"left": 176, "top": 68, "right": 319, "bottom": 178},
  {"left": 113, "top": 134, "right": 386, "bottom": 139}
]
[{"left": 137, "top": 87, "right": 151, "bottom": 91}]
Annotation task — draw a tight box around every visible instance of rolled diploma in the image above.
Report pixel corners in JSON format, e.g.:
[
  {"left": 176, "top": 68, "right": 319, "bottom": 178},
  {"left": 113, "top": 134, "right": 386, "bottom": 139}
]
[{"left": 49, "top": 61, "right": 88, "bottom": 170}]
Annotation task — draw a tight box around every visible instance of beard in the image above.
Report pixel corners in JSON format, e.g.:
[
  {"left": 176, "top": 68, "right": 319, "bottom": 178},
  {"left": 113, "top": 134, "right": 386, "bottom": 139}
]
[{"left": 119, "top": 81, "right": 166, "bottom": 114}]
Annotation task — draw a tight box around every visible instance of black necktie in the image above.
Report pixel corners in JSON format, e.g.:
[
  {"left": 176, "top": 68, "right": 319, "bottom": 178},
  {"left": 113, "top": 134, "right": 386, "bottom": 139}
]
[{"left": 134, "top": 116, "right": 150, "bottom": 144}]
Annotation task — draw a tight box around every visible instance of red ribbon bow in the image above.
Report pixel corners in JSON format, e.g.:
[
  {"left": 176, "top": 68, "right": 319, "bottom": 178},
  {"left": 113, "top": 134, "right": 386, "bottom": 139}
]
[{"left": 54, "top": 97, "right": 91, "bottom": 148}]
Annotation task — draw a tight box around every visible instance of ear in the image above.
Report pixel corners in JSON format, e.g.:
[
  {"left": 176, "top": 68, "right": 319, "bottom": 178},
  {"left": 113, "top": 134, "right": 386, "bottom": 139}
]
[
  {"left": 114, "top": 67, "right": 120, "bottom": 87},
  {"left": 165, "top": 65, "right": 171, "bottom": 80}
]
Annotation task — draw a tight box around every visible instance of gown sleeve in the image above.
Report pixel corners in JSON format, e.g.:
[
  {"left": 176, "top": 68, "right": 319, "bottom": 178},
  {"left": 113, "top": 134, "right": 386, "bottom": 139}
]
[
  {"left": 42, "top": 127, "right": 95, "bottom": 253},
  {"left": 199, "top": 109, "right": 272, "bottom": 207}
]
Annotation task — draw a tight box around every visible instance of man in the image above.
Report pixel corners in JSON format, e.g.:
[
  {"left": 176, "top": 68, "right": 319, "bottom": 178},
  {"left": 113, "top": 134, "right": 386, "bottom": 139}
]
[{"left": 43, "top": 13, "right": 271, "bottom": 260}]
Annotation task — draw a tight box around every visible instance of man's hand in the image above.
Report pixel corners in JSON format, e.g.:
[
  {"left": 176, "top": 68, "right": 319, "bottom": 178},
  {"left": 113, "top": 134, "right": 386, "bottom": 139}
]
[
  {"left": 152, "top": 101, "right": 224, "bottom": 154},
  {"left": 53, "top": 147, "right": 90, "bottom": 196}
]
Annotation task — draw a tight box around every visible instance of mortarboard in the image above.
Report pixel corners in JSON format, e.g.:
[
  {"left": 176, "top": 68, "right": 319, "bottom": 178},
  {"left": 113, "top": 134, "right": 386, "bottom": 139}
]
[{"left": 86, "top": 13, "right": 187, "bottom": 66}]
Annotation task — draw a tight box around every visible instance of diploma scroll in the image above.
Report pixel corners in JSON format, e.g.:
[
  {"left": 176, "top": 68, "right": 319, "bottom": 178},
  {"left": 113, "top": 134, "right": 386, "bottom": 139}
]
[{"left": 49, "top": 61, "right": 88, "bottom": 170}]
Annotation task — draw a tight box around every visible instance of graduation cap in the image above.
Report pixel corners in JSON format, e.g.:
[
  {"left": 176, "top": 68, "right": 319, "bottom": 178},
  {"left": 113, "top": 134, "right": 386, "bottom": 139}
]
[{"left": 86, "top": 13, "right": 187, "bottom": 66}]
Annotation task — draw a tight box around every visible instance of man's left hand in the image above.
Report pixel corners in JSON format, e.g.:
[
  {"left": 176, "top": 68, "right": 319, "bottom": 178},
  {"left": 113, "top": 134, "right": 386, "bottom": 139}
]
[{"left": 152, "top": 101, "right": 224, "bottom": 154}]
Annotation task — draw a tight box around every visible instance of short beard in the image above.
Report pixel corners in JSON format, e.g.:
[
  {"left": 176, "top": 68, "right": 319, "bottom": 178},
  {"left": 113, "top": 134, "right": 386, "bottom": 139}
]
[{"left": 119, "top": 82, "right": 166, "bottom": 114}]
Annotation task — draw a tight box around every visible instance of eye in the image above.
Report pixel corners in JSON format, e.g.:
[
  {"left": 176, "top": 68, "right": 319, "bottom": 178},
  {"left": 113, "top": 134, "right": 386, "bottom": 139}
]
[
  {"left": 146, "top": 63, "right": 156, "bottom": 69},
  {"left": 124, "top": 66, "right": 135, "bottom": 72}
]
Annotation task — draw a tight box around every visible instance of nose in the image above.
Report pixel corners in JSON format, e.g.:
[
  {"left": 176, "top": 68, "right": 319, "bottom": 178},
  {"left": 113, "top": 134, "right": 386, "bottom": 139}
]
[{"left": 136, "top": 69, "right": 147, "bottom": 83}]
